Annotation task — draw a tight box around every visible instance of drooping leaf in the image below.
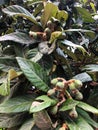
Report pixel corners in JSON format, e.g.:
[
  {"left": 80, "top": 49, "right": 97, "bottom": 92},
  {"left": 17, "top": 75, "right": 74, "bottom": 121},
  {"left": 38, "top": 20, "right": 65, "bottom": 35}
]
[
  {"left": 77, "top": 108, "right": 98, "bottom": 128},
  {"left": 2, "top": 5, "right": 39, "bottom": 25},
  {"left": 0, "top": 32, "right": 34, "bottom": 45},
  {"left": 59, "top": 99, "right": 79, "bottom": 112},
  {"left": 16, "top": 57, "right": 49, "bottom": 92},
  {"left": 30, "top": 95, "right": 57, "bottom": 112},
  {"left": 19, "top": 118, "right": 35, "bottom": 130},
  {"left": 8, "top": 69, "right": 22, "bottom": 80},
  {"left": 41, "top": 2, "right": 58, "bottom": 28},
  {"left": 77, "top": 101, "right": 98, "bottom": 114},
  {"left": 76, "top": 7, "right": 94, "bottom": 23},
  {"left": 0, "top": 96, "right": 33, "bottom": 113},
  {"left": 33, "top": 110, "right": 53, "bottom": 130}
]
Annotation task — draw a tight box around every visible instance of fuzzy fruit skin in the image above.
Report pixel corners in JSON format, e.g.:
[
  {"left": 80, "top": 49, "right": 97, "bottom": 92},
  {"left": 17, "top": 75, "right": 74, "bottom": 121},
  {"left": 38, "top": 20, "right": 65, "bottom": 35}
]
[
  {"left": 69, "top": 108, "right": 78, "bottom": 118},
  {"left": 74, "top": 79, "right": 82, "bottom": 89},
  {"left": 56, "top": 81, "right": 65, "bottom": 88},
  {"left": 51, "top": 78, "right": 58, "bottom": 85},
  {"left": 47, "top": 89, "right": 55, "bottom": 96},
  {"left": 75, "top": 90, "right": 83, "bottom": 100},
  {"left": 69, "top": 82, "right": 76, "bottom": 90}
]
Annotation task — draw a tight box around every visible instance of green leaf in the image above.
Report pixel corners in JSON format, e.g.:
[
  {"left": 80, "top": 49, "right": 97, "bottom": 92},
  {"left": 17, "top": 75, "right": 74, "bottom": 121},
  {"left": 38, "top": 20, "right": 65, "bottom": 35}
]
[
  {"left": 67, "top": 115, "right": 94, "bottom": 130},
  {"left": 77, "top": 108, "right": 98, "bottom": 128},
  {"left": 33, "top": 110, "right": 53, "bottom": 130},
  {"left": 19, "top": 118, "right": 35, "bottom": 130},
  {"left": 0, "top": 32, "right": 34, "bottom": 45},
  {"left": 41, "top": 2, "right": 58, "bottom": 28},
  {"left": 77, "top": 101, "right": 98, "bottom": 114},
  {"left": 16, "top": 57, "right": 49, "bottom": 92},
  {"left": 59, "top": 99, "right": 79, "bottom": 111},
  {"left": 56, "top": 10, "right": 68, "bottom": 21},
  {"left": 0, "top": 113, "right": 26, "bottom": 128},
  {"left": 30, "top": 95, "right": 57, "bottom": 112},
  {"left": 60, "top": 40, "right": 88, "bottom": 55},
  {"left": 0, "top": 81, "right": 10, "bottom": 96},
  {"left": 76, "top": 7, "right": 94, "bottom": 23},
  {"left": 2, "top": 5, "right": 39, "bottom": 25},
  {"left": 0, "top": 96, "right": 33, "bottom": 113}
]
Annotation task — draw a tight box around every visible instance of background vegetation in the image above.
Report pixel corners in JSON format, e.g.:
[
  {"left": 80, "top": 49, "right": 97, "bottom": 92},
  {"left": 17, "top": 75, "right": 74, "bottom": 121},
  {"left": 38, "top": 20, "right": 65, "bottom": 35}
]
[{"left": 0, "top": 0, "right": 98, "bottom": 130}]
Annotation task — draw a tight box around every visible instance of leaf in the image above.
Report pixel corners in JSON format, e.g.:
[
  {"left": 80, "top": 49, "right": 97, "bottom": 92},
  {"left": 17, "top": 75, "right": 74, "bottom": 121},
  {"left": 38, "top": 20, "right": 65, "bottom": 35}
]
[
  {"left": 0, "top": 113, "right": 26, "bottom": 128},
  {"left": 75, "top": 115, "right": 94, "bottom": 130},
  {"left": 50, "top": 31, "right": 62, "bottom": 43},
  {"left": 33, "top": 110, "right": 53, "bottom": 130},
  {"left": 30, "top": 95, "right": 57, "bottom": 112},
  {"left": 67, "top": 115, "right": 94, "bottom": 130},
  {"left": 19, "top": 118, "right": 35, "bottom": 130},
  {"left": 16, "top": 57, "right": 49, "bottom": 92},
  {"left": 76, "top": 7, "right": 94, "bottom": 23},
  {"left": 41, "top": 2, "right": 58, "bottom": 28},
  {"left": 0, "top": 81, "right": 10, "bottom": 96},
  {"left": 82, "top": 64, "right": 98, "bottom": 72},
  {"left": 60, "top": 40, "right": 88, "bottom": 55},
  {"left": 77, "top": 108, "right": 98, "bottom": 128},
  {"left": 2, "top": 5, "right": 39, "bottom": 25},
  {"left": 73, "top": 72, "right": 92, "bottom": 83},
  {"left": 56, "top": 10, "right": 68, "bottom": 21},
  {"left": 8, "top": 69, "right": 21, "bottom": 80},
  {"left": 77, "top": 101, "right": 98, "bottom": 114},
  {"left": 59, "top": 99, "right": 79, "bottom": 111},
  {"left": 0, "top": 32, "right": 34, "bottom": 45},
  {"left": 0, "top": 96, "right": 33, "bottom": 113}
]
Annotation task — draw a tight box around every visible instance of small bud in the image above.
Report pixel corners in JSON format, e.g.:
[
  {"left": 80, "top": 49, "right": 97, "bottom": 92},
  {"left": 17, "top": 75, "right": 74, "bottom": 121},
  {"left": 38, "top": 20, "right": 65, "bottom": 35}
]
[
  {"left": 74, "top": 79, "right": 82, "bottom": 89},
  {"left": 51, "top": 78, "right": 58, "bottom": 85},
  {"left": 75, "top": 90, "right": 83, "bottom": 100},
  {"left": 69, "top": 107, "right": 78, "bottom": 118},
  {"left": 47, "top": 89, "right": 55, "bottom": 96},
  {"left": 56, "top": 81, "right": 65, "bottom": 88}
]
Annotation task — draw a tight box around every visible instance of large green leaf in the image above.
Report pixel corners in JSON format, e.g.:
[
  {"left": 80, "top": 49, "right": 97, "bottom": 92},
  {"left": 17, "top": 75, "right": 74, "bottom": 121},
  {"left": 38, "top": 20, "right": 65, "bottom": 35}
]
[
  {"left": 19, "top": 118, "right": 35, "bottom": 130},
  {"left": 30, "top": 95, "right": 57, "bottom": 112},
  {"left": 0, "top": 32, "right": 34, "bottom": 45},
  {"left": 16, "top": 57, "right": 49, "bottom": 92},
  {"left": 59, "top": 99, "right": 79, "bottom": 111},
  {"left": 2, "top": 5, "right": 39, "bottom": 25},
  {"left": 41, "top": 2, "right": 58, "bottom": 28},
  {"left": 67, "top": 115, "right": 94, "bottom": 130},
  {"left": 77, "top": 108, "right": 98, "bottom": 128},
  {"left": 0, "top": 96, "right": 33, "bottom": 113},
  {"left": 76, "top": 7, "right": 94, "bottom": 23},
  {"left": 77, "top": 101, "right": 98, "bottom": 114}
]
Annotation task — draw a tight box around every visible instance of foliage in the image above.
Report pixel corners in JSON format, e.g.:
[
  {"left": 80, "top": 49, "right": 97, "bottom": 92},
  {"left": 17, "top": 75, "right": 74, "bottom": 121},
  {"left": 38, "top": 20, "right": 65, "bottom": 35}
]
[{"left": 0, "top": 0, "right": 98, "bottom": 129}]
